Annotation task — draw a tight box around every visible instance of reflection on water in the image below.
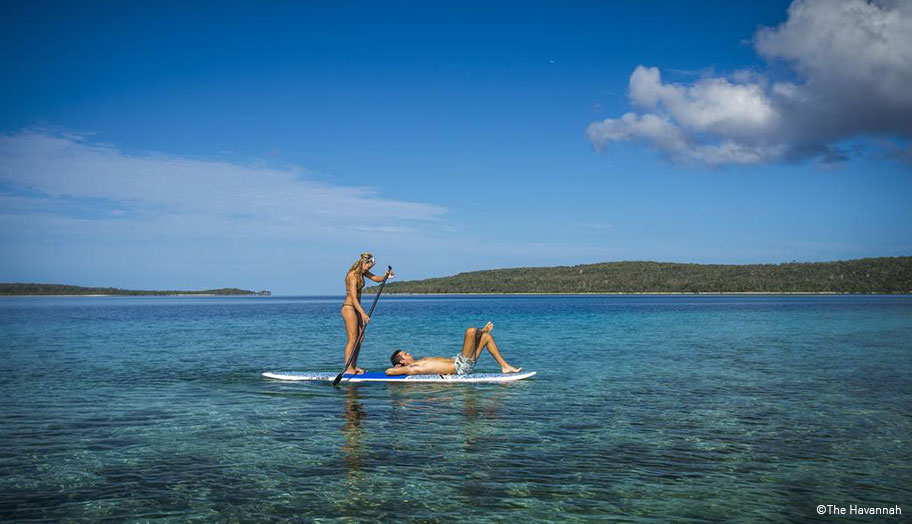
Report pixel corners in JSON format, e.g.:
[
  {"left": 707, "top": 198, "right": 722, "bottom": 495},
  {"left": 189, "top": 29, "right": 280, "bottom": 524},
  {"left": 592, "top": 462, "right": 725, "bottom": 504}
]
[
  {"left": 342, "top": 386, "right": 366, "bottom": 478},
  {"left": 1, "top": 295, "right": 910, "bottom": 522}
]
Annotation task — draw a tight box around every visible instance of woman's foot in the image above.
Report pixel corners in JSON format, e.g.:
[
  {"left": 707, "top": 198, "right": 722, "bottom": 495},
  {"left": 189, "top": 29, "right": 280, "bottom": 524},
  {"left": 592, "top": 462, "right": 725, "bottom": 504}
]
[
  {"left": 481, "top": 321, "right": 494, "bottom": 334},
  {"left": 501, "top": 365, "right": 522, "bottom": 374},
  {"left": 344, "top": 367, "right": 366, "bottom": 375}
]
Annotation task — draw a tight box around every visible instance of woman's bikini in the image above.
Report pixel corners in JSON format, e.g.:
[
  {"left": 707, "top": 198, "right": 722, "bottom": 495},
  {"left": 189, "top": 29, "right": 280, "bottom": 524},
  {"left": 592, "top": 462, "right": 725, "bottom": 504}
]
[{"left": 341, "top": 272, "right": 364, "bottom": 310}]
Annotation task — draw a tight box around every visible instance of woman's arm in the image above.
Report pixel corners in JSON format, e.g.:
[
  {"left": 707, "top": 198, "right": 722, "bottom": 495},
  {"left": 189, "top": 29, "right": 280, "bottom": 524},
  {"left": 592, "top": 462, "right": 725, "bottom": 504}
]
[{"left": 364, "top": 268, "right": 394, "bottom": 283}]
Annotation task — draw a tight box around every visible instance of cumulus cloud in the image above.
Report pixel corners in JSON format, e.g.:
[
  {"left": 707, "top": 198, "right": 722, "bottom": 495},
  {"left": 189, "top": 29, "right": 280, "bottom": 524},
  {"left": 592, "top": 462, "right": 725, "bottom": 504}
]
[
  {"left": 0, "top": 129, "right": 446, "bottom": 238},
  {"left": 588, "top": 0, "right": 912, "bottom": 166}
]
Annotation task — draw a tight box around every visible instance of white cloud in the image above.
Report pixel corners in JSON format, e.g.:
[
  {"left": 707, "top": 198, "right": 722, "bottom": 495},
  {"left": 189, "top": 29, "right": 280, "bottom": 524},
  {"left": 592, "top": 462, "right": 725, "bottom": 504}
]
[
  {"left": 755, "top": 0, "right": 912, "bottom": 108},
  {"left": 628, "top": 66, "right": 778, "bottom": 137},
  {"left": 587, "top": 112, "right": 688, "bottom": 153},
  {"left": 0, "top": 129, "right": 447, "bottom": 238},
  {"left": 588, "top": 0, "right": 912, "bottom": 166}
]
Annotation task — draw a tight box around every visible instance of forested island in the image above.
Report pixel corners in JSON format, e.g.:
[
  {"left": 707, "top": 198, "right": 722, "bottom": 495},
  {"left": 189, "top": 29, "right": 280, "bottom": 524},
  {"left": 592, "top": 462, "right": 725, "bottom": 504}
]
[
  {"left": 0, "top": 284, "right": 270, "bottom": 296},
  {"left": 370, "top": 257, "right": 912, "bottom": 294}
]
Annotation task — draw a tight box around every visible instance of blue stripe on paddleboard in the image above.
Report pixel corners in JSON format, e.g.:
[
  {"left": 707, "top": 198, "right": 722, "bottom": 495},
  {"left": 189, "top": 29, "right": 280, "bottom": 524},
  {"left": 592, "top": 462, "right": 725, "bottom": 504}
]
[
  {"left": 261, "top": 371, "right": 536, "bottom": 382},
  {"left": 342, "top": 372, "right": 407, "bottom": 380}
]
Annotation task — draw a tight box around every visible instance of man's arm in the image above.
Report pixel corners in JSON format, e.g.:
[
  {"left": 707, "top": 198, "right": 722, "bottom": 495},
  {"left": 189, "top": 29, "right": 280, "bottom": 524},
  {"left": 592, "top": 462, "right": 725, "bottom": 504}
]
[{"left": 385, "top": 362, "right": 425, "bottom": 376}]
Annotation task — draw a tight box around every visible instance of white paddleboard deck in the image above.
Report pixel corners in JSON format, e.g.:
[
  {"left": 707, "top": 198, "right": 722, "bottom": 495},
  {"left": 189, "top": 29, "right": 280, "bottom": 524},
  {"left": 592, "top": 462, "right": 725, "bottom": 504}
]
[{"left": 262, "top": 370, "right": 536, "bottom": 383}]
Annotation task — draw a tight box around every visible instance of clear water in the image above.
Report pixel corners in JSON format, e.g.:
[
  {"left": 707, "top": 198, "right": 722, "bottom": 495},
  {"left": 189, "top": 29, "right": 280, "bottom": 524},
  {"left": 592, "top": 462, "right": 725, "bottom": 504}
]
[{"left": 1, "top": 295, "right": 910, "bottom": 522}]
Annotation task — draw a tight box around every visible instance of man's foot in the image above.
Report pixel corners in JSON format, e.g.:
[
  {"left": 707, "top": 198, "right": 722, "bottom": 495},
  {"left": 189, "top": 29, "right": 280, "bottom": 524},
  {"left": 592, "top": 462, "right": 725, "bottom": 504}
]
[
  {"left": 481, "top": 321, "right": 494, "bottom": 334},
  {"left": 344, "top": 367, "right": 366, "bottom": 375},
  {"left": 501, "top": 365, "right": 522, "bottom": 373}
]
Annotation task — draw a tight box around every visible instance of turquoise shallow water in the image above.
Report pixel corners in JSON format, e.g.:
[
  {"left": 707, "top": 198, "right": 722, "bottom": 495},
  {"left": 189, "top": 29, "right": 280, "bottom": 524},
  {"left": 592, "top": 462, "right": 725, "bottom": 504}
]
[{"left": 0, "top": 295, "right": 910, "bottom": 522}]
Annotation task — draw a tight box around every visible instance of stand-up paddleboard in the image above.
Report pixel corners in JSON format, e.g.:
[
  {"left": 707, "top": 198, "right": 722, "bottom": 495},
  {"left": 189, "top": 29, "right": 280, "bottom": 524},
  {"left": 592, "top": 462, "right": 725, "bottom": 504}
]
[{"left": 262, "top": 370, "right": 536, "bottom": 383}]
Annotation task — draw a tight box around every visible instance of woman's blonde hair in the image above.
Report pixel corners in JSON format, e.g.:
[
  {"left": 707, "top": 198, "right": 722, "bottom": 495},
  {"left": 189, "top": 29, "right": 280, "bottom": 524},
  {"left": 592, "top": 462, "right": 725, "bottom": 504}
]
[{"left": 348, "top": 252, "right": 375, "bottom": 280}]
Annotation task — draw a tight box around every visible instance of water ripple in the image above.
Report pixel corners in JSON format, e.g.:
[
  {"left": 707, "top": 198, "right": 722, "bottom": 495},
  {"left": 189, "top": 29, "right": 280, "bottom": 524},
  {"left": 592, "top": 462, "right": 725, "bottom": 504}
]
[{"left": 1, "top": 295, "right": 910, "bottom": 522}]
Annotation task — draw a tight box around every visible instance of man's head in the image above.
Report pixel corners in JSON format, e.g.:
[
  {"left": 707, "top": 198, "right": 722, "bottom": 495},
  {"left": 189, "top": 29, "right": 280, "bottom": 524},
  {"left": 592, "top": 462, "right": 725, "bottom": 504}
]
[{"left": 390, "top": 349, "right": 415, "bottom": 366}]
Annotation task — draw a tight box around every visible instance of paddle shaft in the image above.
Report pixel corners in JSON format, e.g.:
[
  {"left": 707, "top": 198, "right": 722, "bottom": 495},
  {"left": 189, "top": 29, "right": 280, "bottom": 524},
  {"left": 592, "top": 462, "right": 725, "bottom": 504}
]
[{"left": 332, "top": 265, "right": 392, "bottom": 385}]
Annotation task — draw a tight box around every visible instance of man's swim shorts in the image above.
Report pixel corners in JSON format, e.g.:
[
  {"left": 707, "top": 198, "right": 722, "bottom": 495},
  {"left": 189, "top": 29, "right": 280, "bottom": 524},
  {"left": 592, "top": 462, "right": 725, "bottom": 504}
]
[{"left": 453, "top": 354, "right": 476, "bottom": 375}]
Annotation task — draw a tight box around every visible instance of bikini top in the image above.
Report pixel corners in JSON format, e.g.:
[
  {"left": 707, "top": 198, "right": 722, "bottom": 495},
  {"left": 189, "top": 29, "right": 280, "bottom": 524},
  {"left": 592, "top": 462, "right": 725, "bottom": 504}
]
[{"left": 344, "top": 271, "right": 364, "bottom": 302}]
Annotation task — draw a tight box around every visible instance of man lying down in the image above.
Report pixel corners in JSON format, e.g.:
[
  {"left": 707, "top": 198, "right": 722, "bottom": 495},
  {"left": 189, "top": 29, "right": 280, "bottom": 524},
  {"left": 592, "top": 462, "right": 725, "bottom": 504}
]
[{"left": 385, "top": 322, "right": 523, "bottom": 376}]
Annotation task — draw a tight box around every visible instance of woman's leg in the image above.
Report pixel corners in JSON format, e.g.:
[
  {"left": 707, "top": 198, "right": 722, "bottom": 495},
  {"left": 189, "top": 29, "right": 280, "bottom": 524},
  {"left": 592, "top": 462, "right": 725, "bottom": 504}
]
[{"left": 341, "top": 306, "right": 365, "bottom": 373}]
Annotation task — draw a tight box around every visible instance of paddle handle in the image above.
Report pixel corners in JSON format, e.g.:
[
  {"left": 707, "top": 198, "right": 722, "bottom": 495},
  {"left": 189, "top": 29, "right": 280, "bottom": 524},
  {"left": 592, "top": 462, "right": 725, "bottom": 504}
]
[{"left": 363, "top": 265, "right": 392, "bottom": 319}]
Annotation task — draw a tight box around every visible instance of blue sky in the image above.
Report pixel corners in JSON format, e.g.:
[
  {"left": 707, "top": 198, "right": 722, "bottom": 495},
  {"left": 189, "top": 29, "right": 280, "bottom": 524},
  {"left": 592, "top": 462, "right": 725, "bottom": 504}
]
[{"left": 1, "top": 0, "right": 910, "bottom": 294}]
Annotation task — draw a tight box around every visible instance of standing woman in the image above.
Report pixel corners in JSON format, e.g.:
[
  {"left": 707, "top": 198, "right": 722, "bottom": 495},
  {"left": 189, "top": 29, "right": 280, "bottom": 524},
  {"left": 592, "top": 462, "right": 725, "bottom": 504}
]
[{"left": 341, "top": 253, "right": 393, "bottom": 374}]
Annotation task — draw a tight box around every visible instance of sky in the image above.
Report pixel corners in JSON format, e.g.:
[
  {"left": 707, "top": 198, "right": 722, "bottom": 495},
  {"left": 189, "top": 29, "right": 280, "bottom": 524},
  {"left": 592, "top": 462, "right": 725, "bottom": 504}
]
[{"left": 1, "top": 0, "right": 910, "bottom": 294}]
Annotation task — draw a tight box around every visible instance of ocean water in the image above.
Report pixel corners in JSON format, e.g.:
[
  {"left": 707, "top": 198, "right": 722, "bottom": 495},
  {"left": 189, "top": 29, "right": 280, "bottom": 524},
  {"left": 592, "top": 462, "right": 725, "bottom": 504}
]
[{"left": 0, "top": 295, "right": 910, "bottom": 522}]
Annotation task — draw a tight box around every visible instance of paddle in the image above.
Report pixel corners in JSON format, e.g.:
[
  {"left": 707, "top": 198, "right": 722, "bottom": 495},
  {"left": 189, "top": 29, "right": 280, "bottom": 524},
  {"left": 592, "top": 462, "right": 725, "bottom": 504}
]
[{"left": 332, "top": 265, "right": 392, "bottom": 386}]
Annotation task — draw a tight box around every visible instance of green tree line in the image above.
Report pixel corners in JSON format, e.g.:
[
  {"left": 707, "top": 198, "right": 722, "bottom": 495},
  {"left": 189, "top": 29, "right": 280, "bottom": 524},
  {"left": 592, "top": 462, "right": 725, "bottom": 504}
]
[
  {"left": 368, "top": 257, "right": 912, "bottom": 294},
  {"left": 0, "top": 284, "right": 266, "bottom": 296}
]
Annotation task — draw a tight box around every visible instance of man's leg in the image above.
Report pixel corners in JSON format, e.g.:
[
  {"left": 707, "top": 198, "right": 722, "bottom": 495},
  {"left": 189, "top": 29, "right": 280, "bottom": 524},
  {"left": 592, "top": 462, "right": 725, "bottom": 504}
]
[
  {"left": 459, "top": 321, "right": 493, "bottom": 358},
  {"left": 460, "top": 327, "right": 481, "bottom": 358},
  {"left": 473, "top": 332, "right": 522, "bottom": 373}
]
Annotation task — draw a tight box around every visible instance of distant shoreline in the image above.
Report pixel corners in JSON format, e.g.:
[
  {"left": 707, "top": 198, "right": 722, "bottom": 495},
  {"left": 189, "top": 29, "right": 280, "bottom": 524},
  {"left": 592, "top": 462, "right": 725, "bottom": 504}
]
[
  {"left": 0, "top": 283, "right": 271, "bottom": 297},
  {"left": 3, "top": 292, "right": 910, "bottom": 298},
  {"left": 0, "top": 293, "right": 258, "bottom": 297},
  {"left": 371, "top": 257, "right": 912, "bottom": 295},
  {"left": 377, "top": 291, "right": 910, "bottom": 296}
]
